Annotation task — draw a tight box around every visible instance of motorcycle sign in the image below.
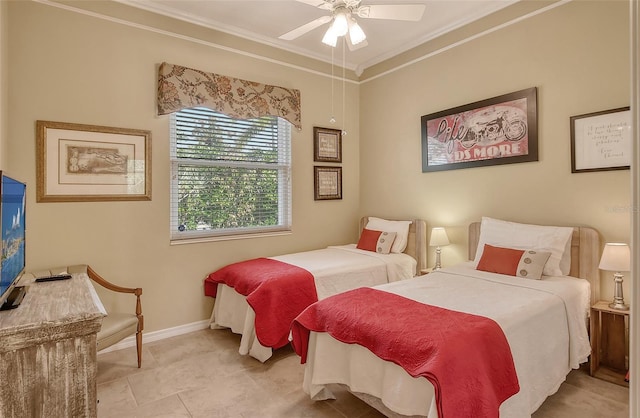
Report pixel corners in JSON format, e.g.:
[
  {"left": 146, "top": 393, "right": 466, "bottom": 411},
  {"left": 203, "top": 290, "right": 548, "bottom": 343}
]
[{"left": 421, "top": 87, "right": 538, "bottom": 172}]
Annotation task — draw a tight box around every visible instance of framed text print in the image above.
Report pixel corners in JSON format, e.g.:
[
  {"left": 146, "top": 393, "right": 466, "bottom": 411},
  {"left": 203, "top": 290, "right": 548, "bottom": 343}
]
[{"left": 570, "top": 107, "right": 631, "bottom": 173}]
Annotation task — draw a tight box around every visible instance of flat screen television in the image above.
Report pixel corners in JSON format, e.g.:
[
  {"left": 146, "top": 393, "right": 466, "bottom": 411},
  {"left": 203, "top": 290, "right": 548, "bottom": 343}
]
[{"left": 0, "top": 172, "right": 26, "bottom": 311}]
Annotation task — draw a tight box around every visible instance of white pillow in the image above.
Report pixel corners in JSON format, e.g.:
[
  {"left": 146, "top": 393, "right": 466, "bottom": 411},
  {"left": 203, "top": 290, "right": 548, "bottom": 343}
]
[
  {"left": 560, "top": 234, "right": 572, "bottom": 276},
  {"left": 365, "top": 217, "right": 412, "bottom": 253},
  {"left": 473, "top": 217, "right": 574, "bottom": 277}
]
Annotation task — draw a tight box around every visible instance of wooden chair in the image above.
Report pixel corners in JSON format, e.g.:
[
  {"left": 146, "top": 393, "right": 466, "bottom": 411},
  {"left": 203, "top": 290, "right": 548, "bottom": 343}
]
[
  {"left": 25, "top": 265, "right": 144, "bottom": 368},
  {"left": 85, "top": 265, "right": 143, "bottom": 368}
]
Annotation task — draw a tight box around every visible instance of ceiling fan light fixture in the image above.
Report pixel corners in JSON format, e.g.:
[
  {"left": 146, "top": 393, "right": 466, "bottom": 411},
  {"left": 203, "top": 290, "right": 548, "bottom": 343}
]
[
  {"left": 322, "top": 25, "right": 338, "bottom": 47},
  {"left": 332, "top": 12, "right": 349, "bottom": 37},
  {"left": 348, "top": 18, "right": 366, "bottom": 45}
]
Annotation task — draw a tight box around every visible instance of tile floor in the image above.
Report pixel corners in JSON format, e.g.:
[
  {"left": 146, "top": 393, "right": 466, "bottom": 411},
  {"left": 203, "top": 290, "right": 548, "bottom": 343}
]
[{"left": 97, "top": 328, "right": 630, "bottom": 418}]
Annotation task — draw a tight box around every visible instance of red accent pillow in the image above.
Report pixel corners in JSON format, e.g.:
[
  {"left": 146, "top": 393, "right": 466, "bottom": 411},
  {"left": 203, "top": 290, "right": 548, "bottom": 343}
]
[
  {"left": 476, "top": 244, "right": 524, "bottom": 276},
  {"left": 357, "top": 228, "right": 396, "bottom": 254},
  {"left": 357, "top": 228, "right": 382, "bottom": 251},
  {"left": 476, "top": 244, "right": 552, "bottom": 279}
]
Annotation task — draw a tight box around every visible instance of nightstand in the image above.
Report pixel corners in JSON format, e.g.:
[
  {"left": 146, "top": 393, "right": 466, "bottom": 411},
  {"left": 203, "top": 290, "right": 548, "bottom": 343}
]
[
  {"left": 419, "top": 268, "right": 433, "bottom": 275},
  {"left": 590, "top": 301, "right": 629, "bottom": 387}
]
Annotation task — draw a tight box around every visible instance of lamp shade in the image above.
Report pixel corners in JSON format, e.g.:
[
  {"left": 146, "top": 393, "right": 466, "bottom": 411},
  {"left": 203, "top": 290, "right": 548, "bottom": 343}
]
[
  {"left": 321, "top": 28, "right": 338, "bottom": 47},
  {"left": 332, "top": 12, "right": 349, "bottom": 37},
  {"left": 429, "top": 227, "right": 450, "bottom": 247},
  {"left": 348, "top": 18, "right": 366, "bottom": 45},
  {"left": 599, "top": 243, "right": 630, "bottom": 272}
]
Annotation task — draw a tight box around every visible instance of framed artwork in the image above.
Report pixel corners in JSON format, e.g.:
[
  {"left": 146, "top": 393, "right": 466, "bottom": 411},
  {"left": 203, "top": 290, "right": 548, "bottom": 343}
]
[
  {"left": 314, "top": 166, "right": 342, "bottom": 200},
  {"left": 313, "top": 126, "right": 342, "bottom": 163},
  {"left": 36, "top": 120, "right": 152, "bottom": 202},
  {"left": 570, "top": 107, "right": 631, "bottom": 173},
  {"left": 421, "top": 87, "right": 538, "bottom": 172}
]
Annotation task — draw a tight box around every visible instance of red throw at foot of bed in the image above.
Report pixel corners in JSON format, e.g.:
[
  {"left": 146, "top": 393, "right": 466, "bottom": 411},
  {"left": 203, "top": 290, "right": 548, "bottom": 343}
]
[
  {"left": 291, "top": 287, "right": 520, "bottom": 418},
  {"left": 205, "top": 258, "right": 318, "bottom": 349}
]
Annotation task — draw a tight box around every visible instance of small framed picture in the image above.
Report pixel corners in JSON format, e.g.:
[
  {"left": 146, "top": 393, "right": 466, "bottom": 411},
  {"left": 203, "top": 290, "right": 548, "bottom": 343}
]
[
  {"left": 570, "top": 107, "right": 631, "bottom": 173},
  {"left": 314, "top": 166, "right": 342, "bottom": 200},
  {"left": 313, "top": 127, "right": 342, "bottom": 163}
]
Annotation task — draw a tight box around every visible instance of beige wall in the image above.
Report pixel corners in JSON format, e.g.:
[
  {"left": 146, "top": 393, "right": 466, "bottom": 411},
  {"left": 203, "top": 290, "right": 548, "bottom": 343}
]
[
  {"left": 359, "top": 0, "right": 631, "bottom": 301},
  {"left": 6, "top": 1, "right": 360, "bottom": 332},
  {"left": 0, "top": 0, "right": 7, "bottom": 168}
]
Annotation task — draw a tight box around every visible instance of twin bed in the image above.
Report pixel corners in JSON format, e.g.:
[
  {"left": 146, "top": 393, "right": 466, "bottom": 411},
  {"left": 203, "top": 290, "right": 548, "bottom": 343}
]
[
  {"left": 205, "top": 216, "right": 427, "bottom": 362},
  {"left": 292, "top": 217, "right": 600, "bottom": 418},
  {"left": 205, "top": 215, "right": 600, "bottom": 417}
]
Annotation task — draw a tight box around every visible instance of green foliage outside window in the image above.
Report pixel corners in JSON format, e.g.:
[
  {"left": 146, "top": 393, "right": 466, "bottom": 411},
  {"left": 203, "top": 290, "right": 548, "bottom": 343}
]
[{"left": 171, "top": 108, "right": 290, "bottom": 238}]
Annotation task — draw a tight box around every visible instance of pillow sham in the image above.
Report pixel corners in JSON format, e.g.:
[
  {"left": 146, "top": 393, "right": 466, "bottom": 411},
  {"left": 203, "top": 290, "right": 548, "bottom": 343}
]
[
  {"left": 365, "top": 217, "right": 412, "bottom": 253},
  {"left": 356, "top": 228, "right": 397, "bottom": 254},
  {"left": 473, "top": 217, "right": 573, "bottom": 276},
  {"left": 476, "top": 244, "right": 551, "bottom": 280}
]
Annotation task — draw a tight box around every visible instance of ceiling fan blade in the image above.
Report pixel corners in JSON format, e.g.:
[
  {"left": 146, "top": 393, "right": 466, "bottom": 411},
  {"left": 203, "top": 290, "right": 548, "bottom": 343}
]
[
  {"left": 279, "top": 15, "right": 333, "bottom": 40},
  {"left": 293, "top": 0, "right": 333, "bottom": 10},
  {"left": 357, "top": 4, "right": 426, "bottom": 21}
]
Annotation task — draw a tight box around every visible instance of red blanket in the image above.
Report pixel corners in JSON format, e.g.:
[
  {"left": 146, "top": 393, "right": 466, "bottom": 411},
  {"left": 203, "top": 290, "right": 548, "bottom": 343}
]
[
  {"left": 205, "top": 258, "right": 317, "bottom": 349},
  {"left": 291, "top": 287, "right": 520, "bottom": 418}
]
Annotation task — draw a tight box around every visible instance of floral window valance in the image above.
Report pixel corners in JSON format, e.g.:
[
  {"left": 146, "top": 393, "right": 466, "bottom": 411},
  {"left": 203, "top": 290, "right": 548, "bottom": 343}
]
[{"left": 157, "top": 62, "right": 301, "bottom": 130}]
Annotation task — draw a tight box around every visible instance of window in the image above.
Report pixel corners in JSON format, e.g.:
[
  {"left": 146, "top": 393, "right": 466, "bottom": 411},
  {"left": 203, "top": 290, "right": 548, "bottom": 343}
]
[{"left": 170, "top": 107, "right": 291, "bottom": 241}]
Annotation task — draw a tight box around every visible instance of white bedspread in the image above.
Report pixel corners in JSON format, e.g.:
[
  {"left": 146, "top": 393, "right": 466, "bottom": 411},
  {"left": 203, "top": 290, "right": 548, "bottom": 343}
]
[
  {"left": 302, "top": 262, "right": 591, "bottom": 417},
  {"left": 210, "top": 245, "right": 416, "bottom": 361}
]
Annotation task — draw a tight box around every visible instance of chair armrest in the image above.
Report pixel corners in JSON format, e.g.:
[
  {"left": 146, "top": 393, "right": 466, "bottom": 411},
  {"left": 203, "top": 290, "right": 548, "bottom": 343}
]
[
  {"left": 86, "top": 265, "right": 144, "bottom": 336},
  {"left": 86, "top": 265, "right": 142, "bottom": 297}
]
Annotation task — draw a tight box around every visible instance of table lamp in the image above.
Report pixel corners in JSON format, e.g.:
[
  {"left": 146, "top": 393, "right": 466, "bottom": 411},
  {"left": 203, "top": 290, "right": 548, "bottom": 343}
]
[
  {"left": 598, "top": 242, "right": 630, "bottom": 310},
  {"left": 429, "top": 227, "right": 450, "bottom": 271}
]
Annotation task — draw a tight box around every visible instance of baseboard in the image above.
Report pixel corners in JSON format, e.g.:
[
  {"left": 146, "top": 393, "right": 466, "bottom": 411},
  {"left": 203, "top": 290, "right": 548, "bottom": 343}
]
[{"left": 98, "top": 319, "right": 210, "bottom": 354}]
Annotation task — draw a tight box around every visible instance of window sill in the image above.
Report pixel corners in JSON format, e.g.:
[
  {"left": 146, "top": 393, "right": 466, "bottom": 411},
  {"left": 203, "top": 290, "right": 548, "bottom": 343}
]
[{"left": 170, "top": 229, "right": 292, "bottom": 245}]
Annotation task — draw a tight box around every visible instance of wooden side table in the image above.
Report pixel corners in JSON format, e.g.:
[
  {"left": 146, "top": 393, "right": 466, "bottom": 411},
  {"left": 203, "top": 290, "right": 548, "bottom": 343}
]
[{"left": 590, "top": 301, "right": 629, "bottom": 387}]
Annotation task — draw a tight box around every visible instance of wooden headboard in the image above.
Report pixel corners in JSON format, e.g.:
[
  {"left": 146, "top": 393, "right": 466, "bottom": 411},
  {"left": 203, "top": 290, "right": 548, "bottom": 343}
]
[
  {"left": 468, "top": 222, "right": 601, "bottom": 304},
  {"left": 359, "top": 217, "right": 427, "bottom": 276}
]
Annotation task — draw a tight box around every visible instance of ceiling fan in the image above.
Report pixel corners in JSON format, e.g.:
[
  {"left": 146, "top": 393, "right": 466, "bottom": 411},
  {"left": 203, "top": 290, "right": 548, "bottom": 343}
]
[{"left": 279, "top": 0, "right": 426, "bottom": 49}]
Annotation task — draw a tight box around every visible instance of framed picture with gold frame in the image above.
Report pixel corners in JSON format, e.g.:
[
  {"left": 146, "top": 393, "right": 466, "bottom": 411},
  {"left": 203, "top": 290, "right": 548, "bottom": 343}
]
[
  {"left": 313, "top": 126, "right": 342, "bottom": 163},
  {"left": 314, "top": 166, "right": 342, "bottom": 200},
  {"left": 36, "top": 120, "right": 152, "bottom": 202}
]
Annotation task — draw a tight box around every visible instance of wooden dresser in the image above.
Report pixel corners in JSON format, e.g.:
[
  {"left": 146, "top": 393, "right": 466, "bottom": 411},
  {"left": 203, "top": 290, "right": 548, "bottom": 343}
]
[{"left": 0, "top": 273, "right": 106, "bottom": 417}]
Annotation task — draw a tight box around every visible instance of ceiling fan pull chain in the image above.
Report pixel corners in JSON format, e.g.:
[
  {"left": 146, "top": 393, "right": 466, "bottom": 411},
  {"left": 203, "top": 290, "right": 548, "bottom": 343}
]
[
  {"left": 330, "top": 46, "right": 336, "bottom": 124},
  {"left": 342, "top": 37, "right": 347, "bottom": 136}
]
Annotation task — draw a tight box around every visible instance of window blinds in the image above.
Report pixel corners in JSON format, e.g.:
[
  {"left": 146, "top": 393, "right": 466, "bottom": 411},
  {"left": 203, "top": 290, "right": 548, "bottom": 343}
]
[{"left": 170, "top": 108, "right": 291, "bottom": 241}]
